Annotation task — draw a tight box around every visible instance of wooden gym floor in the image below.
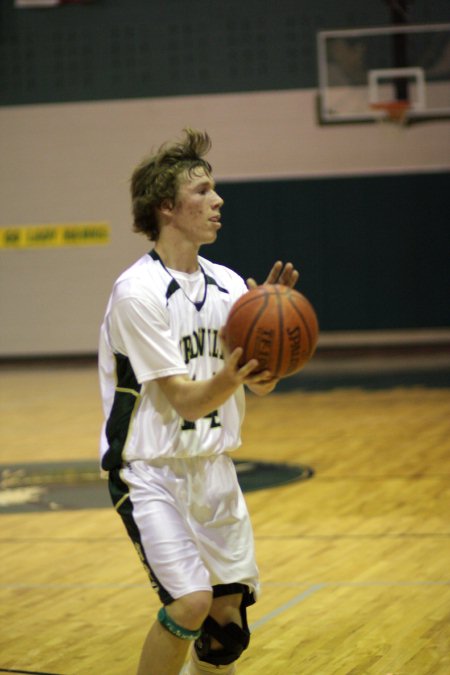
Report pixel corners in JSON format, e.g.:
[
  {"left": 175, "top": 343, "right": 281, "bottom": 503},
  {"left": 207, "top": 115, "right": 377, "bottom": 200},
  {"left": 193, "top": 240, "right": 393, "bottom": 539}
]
[{"left": 0, "top": 344, "right": 449, "bottom": 674}]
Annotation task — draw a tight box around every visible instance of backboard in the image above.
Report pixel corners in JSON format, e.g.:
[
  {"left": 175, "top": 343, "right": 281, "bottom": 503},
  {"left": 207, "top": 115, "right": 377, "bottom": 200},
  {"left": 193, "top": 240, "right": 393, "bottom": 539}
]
[{"left": 317, "top": 23, "right": 450, "bottom": 124}]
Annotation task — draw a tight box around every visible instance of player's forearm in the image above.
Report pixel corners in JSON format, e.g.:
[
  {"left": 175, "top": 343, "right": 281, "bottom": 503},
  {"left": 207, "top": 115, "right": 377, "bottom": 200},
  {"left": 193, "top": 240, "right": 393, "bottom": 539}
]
[{"left": 157, "top": 370, "right": 239, "bottom": 422}]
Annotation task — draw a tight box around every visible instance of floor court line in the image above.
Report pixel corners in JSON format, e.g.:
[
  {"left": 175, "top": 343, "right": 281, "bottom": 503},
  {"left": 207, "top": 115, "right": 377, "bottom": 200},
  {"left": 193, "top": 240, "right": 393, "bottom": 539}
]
[
  {"left": 250, "top": 579, "right": 450, "bottom": 631},
  {"left": 250, "top": 584, "right": 325, "bottom": 630}
]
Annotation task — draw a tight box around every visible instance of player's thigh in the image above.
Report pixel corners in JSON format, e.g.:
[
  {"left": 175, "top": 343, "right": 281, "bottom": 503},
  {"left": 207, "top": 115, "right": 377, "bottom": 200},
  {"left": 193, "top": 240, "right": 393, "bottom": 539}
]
[{"left": 116, "top": 462, "right": 212, "bottom": 599}]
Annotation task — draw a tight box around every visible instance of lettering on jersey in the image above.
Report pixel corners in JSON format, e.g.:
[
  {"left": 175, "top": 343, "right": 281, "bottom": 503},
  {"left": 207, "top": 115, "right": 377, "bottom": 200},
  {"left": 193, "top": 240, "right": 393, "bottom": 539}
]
[
  {"left": 180, "top": 418, "right": 196, "bottom": 431},
  {"left": 180, "top": 328, "right": 224, "bottom": 365},
  {"left": 180, "top": 409, "right": 221, "bottom": 431},
  {"left": 205, "top": 409, "right": 221, "bottom": 428}
]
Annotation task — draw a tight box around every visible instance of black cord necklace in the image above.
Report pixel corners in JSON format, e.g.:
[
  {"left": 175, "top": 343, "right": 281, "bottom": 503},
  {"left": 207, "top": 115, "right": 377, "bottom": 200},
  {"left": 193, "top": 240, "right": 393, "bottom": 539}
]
[{"left": 149, "top": 248, "right": 208, "bottom": 311}]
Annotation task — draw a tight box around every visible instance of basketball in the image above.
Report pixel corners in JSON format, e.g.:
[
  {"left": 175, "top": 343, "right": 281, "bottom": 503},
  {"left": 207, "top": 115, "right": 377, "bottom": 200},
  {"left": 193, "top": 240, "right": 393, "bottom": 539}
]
[{"left": 223, "top": 284, "right": 319, "bottom": 378}]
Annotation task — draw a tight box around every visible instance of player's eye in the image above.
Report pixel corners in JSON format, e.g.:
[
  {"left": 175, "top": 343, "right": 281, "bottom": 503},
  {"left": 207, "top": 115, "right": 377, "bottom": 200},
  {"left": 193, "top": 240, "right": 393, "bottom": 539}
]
[{"left": 198, "top": 182, "right": 214, "bottom": 195}]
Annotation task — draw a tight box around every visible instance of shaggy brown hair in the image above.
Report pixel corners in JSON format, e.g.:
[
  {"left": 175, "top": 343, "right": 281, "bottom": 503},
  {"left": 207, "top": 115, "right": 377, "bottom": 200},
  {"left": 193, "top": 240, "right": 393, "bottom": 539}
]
[{"left": 130, "top": 128, "right": 213, "bottom": 241}]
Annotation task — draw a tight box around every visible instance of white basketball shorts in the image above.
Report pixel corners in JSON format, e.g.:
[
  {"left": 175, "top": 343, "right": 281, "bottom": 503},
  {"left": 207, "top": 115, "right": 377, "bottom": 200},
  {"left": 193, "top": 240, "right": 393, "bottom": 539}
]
[{"left": 109, "top": 453, "right": 259, "bottom": 604}]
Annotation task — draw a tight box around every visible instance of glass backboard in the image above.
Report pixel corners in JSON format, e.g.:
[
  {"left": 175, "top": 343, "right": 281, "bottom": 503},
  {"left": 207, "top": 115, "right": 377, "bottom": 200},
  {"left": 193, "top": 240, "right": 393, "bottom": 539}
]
[{"left": 317, "top": 23, "right": 450, "bottom": 124}]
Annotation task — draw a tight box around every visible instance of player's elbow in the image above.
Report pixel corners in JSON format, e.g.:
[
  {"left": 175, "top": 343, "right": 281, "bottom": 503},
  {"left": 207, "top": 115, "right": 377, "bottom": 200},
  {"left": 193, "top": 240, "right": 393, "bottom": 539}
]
[
  {"left": 169, "top": 394, "right": 213, "bottom": 422},
  {"left": 167, "top": 397, "right": 205, "bottom": 422},
  {"left": 157, "top": 374, "right": 204, "bottom": 422},
  {"left": 176, "top": 406, "right": 202, "bottom": 422}
]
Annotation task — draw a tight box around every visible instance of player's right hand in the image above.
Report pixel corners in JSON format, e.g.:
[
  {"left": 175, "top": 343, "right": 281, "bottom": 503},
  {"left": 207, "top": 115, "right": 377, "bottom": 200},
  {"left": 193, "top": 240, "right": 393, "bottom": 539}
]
[{"left": 224, "top": 346, "right": 260, "bottom": 383}]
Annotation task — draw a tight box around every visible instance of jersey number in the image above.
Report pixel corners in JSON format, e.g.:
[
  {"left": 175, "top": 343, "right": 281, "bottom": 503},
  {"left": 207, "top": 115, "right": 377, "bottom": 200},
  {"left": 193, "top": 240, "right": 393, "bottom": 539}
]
[{"left": 181, "top": 410, "right": 221, "bottom": 431}]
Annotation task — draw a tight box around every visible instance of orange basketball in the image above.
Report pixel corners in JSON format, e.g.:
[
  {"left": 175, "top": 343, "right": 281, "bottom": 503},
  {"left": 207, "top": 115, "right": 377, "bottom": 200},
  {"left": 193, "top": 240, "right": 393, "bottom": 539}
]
[{"left": 223, "top": 284, "right": 319, "bottom": 378}]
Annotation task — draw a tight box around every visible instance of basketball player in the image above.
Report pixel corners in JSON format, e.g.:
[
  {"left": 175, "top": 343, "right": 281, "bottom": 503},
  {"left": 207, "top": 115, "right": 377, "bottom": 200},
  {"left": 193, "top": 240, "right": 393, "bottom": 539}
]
[{"left": 98, "top": 129, "right": 299, "bottom": 675}]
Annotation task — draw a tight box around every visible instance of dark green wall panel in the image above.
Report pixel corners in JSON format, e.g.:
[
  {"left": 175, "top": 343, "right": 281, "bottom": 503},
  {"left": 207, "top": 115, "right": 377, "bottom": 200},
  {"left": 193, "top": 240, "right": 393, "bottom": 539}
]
[
  {"left": 209, "top": 172, "right": 450, "bottom": 331},
  {"left": 1, "top": 0, "right": 449, "bottom": 105}
]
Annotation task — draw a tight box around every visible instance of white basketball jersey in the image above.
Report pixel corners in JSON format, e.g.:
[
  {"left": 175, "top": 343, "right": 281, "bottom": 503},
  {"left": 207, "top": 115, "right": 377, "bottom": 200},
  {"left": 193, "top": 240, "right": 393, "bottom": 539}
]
[{"left": 98, "top": 250, "right": 248, "bottom": 468}]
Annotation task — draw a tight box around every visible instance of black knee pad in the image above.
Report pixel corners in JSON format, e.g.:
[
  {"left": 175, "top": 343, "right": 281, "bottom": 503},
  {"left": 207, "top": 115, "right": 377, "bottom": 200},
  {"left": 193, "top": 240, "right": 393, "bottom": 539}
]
[{"left": 194, "top": 614, "right": 250, "bottom": 666}]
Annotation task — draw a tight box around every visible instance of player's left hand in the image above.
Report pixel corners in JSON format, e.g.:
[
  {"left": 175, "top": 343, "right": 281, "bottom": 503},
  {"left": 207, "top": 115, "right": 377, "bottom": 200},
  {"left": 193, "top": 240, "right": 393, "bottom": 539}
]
[{"left": 247, "top": 261, "right": 299, "bottom": 290}]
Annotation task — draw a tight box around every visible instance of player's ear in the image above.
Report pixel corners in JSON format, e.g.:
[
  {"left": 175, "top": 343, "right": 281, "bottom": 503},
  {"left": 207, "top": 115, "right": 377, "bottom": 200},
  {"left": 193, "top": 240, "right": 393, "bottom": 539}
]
[{"left": 158, "top": 199, "right": 174, "bottom": 216}]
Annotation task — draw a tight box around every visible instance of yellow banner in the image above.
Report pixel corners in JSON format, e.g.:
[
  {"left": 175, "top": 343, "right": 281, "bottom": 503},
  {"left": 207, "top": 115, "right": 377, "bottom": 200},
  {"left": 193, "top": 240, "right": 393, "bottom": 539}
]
[{"left": 0, "top": 222, "right": 110, "bottom": 249}]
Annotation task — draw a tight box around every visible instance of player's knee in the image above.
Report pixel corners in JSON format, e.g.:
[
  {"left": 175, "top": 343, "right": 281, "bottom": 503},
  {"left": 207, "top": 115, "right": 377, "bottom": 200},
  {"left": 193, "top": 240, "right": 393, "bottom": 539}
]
[
  {"left": 176, "top": 590, "right": 213, "bottom": 627},
  {"left": 159, "top": 591, "right": 212, "bottom": 639},
  {"left": 194, "top": 614, "right": 250, "bottom": 666}
]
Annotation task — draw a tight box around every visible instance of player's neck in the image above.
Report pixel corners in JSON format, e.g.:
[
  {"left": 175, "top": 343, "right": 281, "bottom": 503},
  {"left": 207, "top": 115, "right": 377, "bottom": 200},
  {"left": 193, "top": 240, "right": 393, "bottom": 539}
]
[{"left": 153, "top": 241, "right": 199, "bottom": 274}]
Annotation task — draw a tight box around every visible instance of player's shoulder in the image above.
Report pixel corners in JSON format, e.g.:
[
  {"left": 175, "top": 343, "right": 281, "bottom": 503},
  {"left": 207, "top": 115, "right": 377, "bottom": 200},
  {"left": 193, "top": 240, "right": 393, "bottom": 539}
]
[
  {"left": 111, "top": 252, "right": 166, "bottom": 303},
  {"left": 199, "top": 256, "right": 247, "bottom": 294}
]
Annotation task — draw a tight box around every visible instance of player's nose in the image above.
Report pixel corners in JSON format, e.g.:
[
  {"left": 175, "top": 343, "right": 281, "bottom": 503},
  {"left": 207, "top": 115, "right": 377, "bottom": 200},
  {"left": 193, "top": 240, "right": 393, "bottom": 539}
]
[{"left": 212, "top": 190, "right": 224, "bottom": 208}]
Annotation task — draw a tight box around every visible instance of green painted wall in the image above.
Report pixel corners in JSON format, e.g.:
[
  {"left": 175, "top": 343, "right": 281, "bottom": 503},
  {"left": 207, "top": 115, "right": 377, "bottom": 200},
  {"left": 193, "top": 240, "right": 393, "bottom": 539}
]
[
  {"left": 1, "top": 0, "right": 448, "bottom": 106},
  {"left": 211, "top": 172, "right": 450, "bottom": 330}
]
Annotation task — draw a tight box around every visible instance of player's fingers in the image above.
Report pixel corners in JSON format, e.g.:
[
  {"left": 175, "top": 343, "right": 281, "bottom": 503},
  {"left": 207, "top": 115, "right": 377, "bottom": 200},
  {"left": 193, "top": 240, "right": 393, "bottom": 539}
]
[
  {"left": 245, "top": 370, "right": 275, "bottom": 384},
  {"left": 278, "top": 261, "right": 293, "bottom": 282},
  {"left": 264, "top": 260, "right": 283, "bottom": 284},
  {"left": 248, "top": 261, "right": 297, "bottom": 288},
  {"left": 279, "top": 264, "right": 299, "bottom": 288},
  {"left": 227, "top": 348, "right": 259, "bottom": 378},
  {"left": 239, "top": 359, "right": 260, "bottom": 377},
  {"left": 228, "top": 347, "right": 243, "bottom": 366},
  {"left": 255, "top": 370, "right": 275, "bottom": 381},
  {"left": 227, "top": 348, "right": 258, "bottom": 373},
  {"left": 228, "top": 348, "right": 258, "bottom": 376}
]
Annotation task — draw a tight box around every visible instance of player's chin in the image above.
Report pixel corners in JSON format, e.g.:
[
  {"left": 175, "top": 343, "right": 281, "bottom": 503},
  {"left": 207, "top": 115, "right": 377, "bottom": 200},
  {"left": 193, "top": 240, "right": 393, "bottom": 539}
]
[{"left": 203, "top": 229, "right": 219, "bottom": 244}]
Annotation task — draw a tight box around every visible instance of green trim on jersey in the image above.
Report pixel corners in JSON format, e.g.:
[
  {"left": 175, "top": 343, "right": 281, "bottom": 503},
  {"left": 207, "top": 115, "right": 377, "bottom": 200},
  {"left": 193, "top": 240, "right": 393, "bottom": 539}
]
[{"left": 102, "top": 354, "right": 142, "bottom": 471}]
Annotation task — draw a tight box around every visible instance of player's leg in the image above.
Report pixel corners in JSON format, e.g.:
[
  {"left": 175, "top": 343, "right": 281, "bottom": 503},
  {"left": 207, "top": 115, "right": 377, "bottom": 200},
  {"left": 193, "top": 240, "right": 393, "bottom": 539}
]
[
  {"left": 180, "top": 456, "right": 258, "bottom": 673},
  {"left": 182, "top": 590, "right": 250, "bottom": 674},
  {"left": 108, "top": 463, "right": 216, "bottom": 674},
  {"left": 137, "top": 590, "right": 212, "bottom": 675}
]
